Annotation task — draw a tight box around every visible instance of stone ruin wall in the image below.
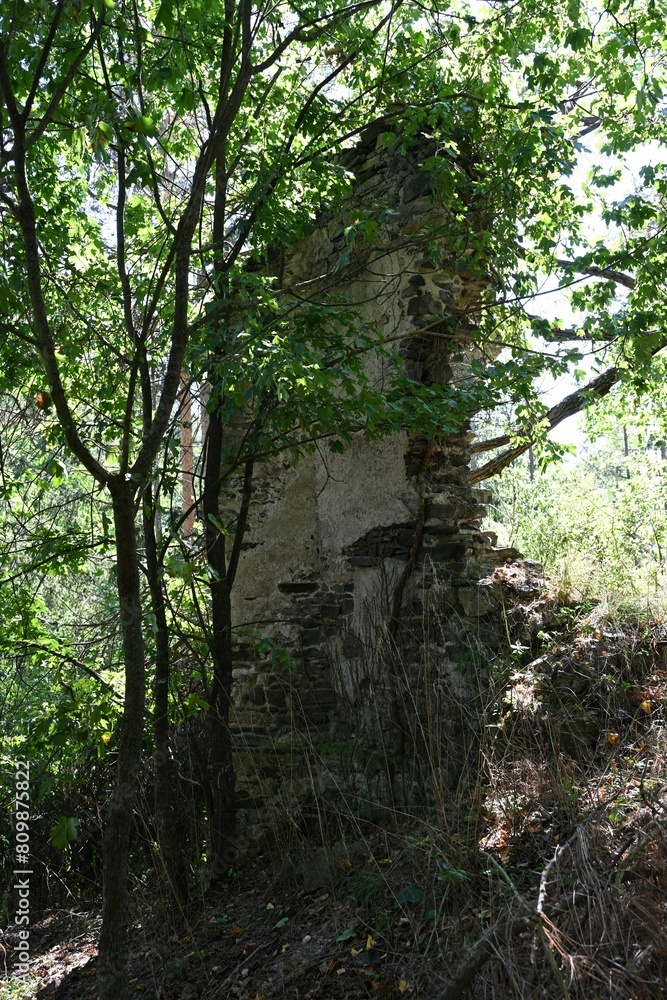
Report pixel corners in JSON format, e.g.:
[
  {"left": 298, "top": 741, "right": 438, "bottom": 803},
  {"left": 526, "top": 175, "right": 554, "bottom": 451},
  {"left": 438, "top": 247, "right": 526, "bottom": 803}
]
[{"left": 224, "top": 123, "right": 518, "bottom": 846}]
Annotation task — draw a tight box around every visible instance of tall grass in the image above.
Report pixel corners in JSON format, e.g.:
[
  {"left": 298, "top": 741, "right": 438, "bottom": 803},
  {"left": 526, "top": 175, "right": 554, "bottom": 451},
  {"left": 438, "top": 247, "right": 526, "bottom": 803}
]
[{"left": 484, "top": 455, "right": 667, "bottom": 615}]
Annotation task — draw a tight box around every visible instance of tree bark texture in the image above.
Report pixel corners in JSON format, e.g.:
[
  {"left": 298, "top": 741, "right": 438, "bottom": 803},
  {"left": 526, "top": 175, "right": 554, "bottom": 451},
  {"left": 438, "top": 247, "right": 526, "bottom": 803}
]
[
  {"left": 180, "top": 373, "right": 196, "bottom": 537},
  {"left": 97, "top": 480, "right": 146, "bottom": 1000},
  {"left": 143, "top": 488, "right": 191, "bottom": 913},
  {"left": 203, "top": 408, "right": 237, "bottom": 877}
]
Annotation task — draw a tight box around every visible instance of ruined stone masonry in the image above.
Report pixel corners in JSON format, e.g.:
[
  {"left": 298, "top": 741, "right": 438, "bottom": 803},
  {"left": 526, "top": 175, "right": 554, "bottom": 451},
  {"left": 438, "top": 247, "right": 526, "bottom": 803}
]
[{"left": 226, "top": 121, "right": 518, "bottom": 846}]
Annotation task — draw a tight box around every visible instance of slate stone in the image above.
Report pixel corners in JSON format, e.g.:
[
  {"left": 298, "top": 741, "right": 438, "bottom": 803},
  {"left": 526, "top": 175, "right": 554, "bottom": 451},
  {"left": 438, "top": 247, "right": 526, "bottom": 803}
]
[
  {"left": 301, "top": 628, "right": 325, "bottom": 646},
  {"left": 402, "top": 171, "right": 432, "bottom": 202},
  {"left": 251, "top": 686, "right": 266, "bottom": 706},
  {"left": 266, "top": 687, "right": 286, "bottom": 708},
  {"left": 407, "top": 294, "right": 439, "bottom": 317},
  {"left": 348, "top": 555, "right": 382, "bottom": 567},
  {"left": 427, "top": 542, "right": 467, "bottom": 561},
  {"left": 388, "top": 153, "right": 410, "bottom": 176},
  {"left": 278, "top": 581, "right": 319, "bottom": 594}
]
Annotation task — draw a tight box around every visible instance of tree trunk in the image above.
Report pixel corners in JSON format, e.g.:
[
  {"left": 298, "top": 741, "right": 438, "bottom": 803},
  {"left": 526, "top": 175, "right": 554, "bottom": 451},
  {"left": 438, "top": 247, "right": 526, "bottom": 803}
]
[
  {"left": 180, "top": 373, "right": 196, "bottom": 537},
  {"left": 97, "top": 479, "right": 146, "bottom": 1000},
  {"left": 143, "top": 486, "right": 191, "bottom": 913},
  {"left": 203, "top": 408, "right": 237, "bottom": 878}
]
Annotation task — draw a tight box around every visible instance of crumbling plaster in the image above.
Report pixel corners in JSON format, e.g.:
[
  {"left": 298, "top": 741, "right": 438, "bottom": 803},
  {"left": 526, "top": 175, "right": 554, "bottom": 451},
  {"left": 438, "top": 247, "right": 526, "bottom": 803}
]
[{"left": 222, "top": 122, "right": 518, "bottom": 841}]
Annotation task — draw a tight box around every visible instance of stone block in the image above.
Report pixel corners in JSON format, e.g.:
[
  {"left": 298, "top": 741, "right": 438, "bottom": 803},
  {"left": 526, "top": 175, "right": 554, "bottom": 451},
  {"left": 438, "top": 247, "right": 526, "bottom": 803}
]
[
  {"left": 300, "top": 627, "right": 325, "bottom": 646},
  {"left": 425, "top": 541, "right": 468, "bottom": 562},
  {"left": 457, "top": 582, "right": 503, "bottom": 617},
  {"left": 251, "top": 685, "right": 266, "bottom": 706},
  {"left": 402, "top": 171, "right": 432, "bottom": 202},
  {"left": 266, "top": 687, "right": 285, "bottom": 708},
  {"left": 278, "top": 581, "right": 319, "bottom": 594}
]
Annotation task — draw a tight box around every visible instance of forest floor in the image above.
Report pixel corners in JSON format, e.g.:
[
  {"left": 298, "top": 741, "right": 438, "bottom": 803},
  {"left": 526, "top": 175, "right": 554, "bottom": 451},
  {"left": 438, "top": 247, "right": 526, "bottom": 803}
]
[{"left": 2, "top": 565, "right": 667, "bottom": 999}]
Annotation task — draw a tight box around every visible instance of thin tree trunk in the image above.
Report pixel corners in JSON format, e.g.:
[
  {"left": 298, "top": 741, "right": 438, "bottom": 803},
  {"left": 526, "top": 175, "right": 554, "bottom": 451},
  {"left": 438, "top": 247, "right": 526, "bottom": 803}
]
[
  {"left": 180, "top": 373, "right": 196, "bottom": 537},
  {"left": 202, "top": 408, "right": 237, "bottom": 877},
  {"left": 143, "top": 485, "right": 191, "bottom": 912},
  {"left": 98, "top": 479, "right": 146, "bottom": 1000}
]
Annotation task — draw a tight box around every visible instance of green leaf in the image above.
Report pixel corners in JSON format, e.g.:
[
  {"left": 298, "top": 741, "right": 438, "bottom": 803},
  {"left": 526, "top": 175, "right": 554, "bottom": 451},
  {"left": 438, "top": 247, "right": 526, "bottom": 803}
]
[
  {"left": 50, "top": 815, "right": 79, "bottom": 851},
  {"left": 393, "top": 884, "right": 424, "bottom": 905},
  {"left": 336, "top": 926, "right": 357, "bottom": 942}
]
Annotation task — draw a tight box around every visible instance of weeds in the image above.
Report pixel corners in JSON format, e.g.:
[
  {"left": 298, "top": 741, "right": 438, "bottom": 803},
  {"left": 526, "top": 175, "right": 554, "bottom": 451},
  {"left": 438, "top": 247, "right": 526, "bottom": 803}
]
[{"left": 4, "top": 569, "right": 666, "bottom": 999}]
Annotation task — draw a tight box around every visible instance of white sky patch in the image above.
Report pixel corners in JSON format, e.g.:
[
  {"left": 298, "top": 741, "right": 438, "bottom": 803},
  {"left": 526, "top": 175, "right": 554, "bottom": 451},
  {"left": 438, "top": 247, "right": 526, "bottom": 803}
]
[{"left": 517, "top": 132, "right": 666, "bottom": 457}]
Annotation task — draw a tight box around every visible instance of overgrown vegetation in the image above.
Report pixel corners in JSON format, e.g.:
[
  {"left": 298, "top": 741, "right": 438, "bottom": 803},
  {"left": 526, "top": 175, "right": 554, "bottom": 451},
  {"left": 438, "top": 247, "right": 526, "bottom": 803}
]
[
  {"left": 3, "top": 0, "right": 667, "bottom": 996},
  {"left": 3, "top": 567, "right": 666, "bottom": 998},
  {"left": 485, "top": 395, "right": 667, "bottom": 611}
]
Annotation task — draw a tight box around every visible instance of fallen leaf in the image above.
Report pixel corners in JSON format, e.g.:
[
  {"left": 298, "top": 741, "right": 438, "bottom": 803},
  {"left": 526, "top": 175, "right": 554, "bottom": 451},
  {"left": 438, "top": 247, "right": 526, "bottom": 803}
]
[{"left": 336, "top": 926, "right": 357, "bottom": 942}]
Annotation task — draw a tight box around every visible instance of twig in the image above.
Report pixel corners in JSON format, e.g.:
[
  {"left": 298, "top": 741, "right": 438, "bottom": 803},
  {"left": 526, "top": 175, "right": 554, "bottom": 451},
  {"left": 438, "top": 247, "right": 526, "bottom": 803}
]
[{"left": 482, "top": 852, "right": 570, "bottom": 1000}]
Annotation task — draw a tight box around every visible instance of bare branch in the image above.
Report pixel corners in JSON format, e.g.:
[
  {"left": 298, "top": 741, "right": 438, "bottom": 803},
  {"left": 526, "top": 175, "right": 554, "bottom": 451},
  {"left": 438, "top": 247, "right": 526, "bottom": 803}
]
[
  {"left": 252, "top": 0, "right": 384, "bottom": 75},
  {"left": 555, "top": 258, "right": 636, "bottom": 290},
  {"left": 470, "top": 364, "right": 621, "bottom": 478},
  {"left": 436, "top": 914, "right": 532, "bottom": 1000},
  {"left": 471, "top": 334, "right": 667, "bottom": 479}
]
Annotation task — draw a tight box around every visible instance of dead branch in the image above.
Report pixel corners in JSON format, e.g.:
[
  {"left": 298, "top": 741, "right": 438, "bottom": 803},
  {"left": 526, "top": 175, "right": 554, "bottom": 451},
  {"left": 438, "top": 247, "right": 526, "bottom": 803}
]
[
  {"left": 437, "top": 825, "right": 591, "bottom": 1000},
  {"left": 470, "top": 363, "right": 619, "bottom": 473},
  {"left": 471, "top": 329, "right": 667, "bottom": 481},
  {"left": 555, "top": 259, "right": 636, "bottom": 290},
  {"left": 436, "top": 914, "right": 532, "bottom": 1000}
]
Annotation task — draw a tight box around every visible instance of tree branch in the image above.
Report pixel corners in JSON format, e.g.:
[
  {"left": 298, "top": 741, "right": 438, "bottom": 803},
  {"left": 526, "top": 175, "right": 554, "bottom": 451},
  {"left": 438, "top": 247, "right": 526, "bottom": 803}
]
[
  {"left": 470, "top": 364, "right": 621, "bottom": 480},
  {"left": 252, "top": 0, "right": 383, "bottom": 75},
  {"left": 131, "top": 2, "right": 254, "bottom": 485},
  {"left": 437, "top": 915, "right": 532, "bottom": 1000},
  {"left": 22, "top": 1, "right": 66, "bottom": 124},
  {"left": 0, "top": 47, "right": 108, "bottom": 483},
  {"left": 471, "top": 336, "right": 667, "bottom": 480},
  {"left": 26, "top": 10, "right": 107, "bottom": 150},
  {"left": 555, "top": 258, "right": 636, "bottom": 290},
  {"left": 15, "top": 641, "right": 123, "bottom": 703}
]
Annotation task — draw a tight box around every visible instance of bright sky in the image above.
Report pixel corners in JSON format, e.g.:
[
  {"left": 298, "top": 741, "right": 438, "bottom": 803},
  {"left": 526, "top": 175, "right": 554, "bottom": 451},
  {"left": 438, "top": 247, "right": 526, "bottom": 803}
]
[{"left": 524, "top": 135, "right": 664, "bottom": 454}]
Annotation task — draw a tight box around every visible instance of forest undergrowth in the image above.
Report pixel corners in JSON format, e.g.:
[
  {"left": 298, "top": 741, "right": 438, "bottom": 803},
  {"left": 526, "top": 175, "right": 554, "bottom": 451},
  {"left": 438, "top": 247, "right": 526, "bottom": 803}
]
[{"left": 2, "top": 563, "right": 666, "bottom": 1000}]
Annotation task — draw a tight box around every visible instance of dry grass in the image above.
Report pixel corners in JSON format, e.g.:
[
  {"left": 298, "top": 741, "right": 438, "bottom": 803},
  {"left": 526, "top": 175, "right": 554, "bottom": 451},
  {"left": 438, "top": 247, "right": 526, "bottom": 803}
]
[{"left": 202, "top": 564, "right": 667, "bottom": 998}]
